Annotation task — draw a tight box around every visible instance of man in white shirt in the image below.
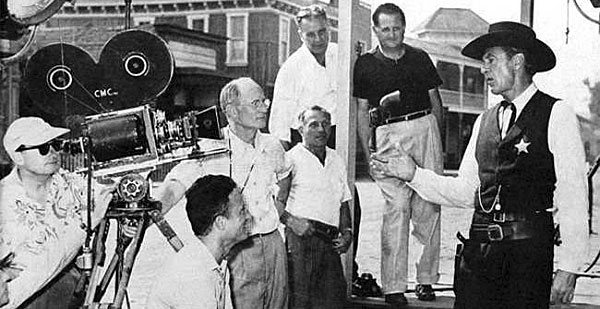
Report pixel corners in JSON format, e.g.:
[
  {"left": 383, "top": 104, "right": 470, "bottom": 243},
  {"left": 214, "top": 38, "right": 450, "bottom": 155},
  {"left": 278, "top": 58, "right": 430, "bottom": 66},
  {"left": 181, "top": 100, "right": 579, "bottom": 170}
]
[
  {"left": 269, "top": 4, "right": 364, "bottom": 288},
  {"left": 156, "top": 77, "right": 292, "bottom": 309},
  {"left": 281, "top": 106, "right": 352, "bottom": 308},
  {"left": 269, "top": 4, "right": 338, "bottom": 150},
  {"left": 147, "top": 175, "right": 252, "bottom": 309},
  {"left": 0, "top": 117, "right": 111, "bottom": 309},
  {"left": 371, "top": 21, "right": 588, "bottom": 308}
]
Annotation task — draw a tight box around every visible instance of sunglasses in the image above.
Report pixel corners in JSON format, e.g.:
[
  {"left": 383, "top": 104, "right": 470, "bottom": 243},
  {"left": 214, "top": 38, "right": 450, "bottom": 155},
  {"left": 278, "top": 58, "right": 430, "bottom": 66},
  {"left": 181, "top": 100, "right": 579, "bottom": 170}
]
[{"left": 16, "top": 140, "right": 63, "bottom": 156}]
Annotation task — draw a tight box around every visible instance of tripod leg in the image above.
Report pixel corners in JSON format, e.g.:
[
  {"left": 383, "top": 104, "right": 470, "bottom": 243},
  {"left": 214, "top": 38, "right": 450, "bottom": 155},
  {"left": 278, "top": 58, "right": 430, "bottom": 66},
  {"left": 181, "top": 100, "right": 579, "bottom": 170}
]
[
  {"left": 149, "top": 209, "right": 183, "bottom": 251},
  {"left": 113, "top": 216, "right": 148, "bottom": 309},
  {"left": 83, "top": 219, "right": 110, "bottom": 307},
  {"left": 93, "top": 236, "right": 132, "bottom": 302}
]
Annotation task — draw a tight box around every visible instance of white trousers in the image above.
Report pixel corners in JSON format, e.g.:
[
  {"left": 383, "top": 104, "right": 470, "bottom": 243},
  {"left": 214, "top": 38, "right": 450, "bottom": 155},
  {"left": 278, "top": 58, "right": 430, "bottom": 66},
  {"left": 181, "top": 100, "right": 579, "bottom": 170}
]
[{"left": 372, "top": 114, "right": 443, "bottom": 294}]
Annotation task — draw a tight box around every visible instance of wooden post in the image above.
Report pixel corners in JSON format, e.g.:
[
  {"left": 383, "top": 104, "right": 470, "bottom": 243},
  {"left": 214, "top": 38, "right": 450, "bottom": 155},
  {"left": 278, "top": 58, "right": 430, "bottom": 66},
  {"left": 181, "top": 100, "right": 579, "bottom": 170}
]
[
  {"left": 336, "top": 0, "right": 358, "bottom": 298},
  {"left": 521, "top": 0, "right": 535, "bottom": 27}
]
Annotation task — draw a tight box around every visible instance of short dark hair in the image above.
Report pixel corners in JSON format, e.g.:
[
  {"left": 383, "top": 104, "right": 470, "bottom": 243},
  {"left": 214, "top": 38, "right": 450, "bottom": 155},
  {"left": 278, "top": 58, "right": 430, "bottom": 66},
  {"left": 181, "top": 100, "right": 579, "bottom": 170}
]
[
  {"left": 297, "top": 105, "right": 331, "bottom": 124},
  {"left": 295, "top": 4, "right": 328, "bottom": 27},
  {"left": 500, "top": 46, "right": 537, "bottom": 76},
  {"left": 185, "top": 175, "right": 238, "bottom": 236},
  {"left": 372, "top": 3, "right": 406, "bottom": 27}
]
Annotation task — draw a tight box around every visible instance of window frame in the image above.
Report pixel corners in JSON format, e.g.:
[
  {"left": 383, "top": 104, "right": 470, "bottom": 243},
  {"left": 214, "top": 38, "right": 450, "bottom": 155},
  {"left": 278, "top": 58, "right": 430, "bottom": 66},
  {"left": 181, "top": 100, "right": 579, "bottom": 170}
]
[
  {"left": 133, "top": 16, "right": 154, "bottom": 26},
  {"left": 278, "top": 16, "right": 290, "bottom": 65},
  {"left": 187, "top": 14, "right": 209, "bottom": 32},
  {"left": 226, "top": 12, "right": 249, "bottom": 66}
]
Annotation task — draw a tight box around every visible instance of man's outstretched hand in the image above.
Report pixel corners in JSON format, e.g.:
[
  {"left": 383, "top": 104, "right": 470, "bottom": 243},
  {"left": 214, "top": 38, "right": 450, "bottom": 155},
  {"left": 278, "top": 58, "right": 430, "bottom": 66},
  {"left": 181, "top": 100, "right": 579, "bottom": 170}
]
[{"left": 370, "top": 143, "right": 417, "bottom": 182}]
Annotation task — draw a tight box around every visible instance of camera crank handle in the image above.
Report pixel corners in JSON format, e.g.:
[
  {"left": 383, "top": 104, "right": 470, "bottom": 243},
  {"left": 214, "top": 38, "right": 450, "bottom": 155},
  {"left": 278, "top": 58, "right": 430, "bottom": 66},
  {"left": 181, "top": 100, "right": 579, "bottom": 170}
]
[{"left": 149, "top": 209, "right": 184, "bottom": 252}]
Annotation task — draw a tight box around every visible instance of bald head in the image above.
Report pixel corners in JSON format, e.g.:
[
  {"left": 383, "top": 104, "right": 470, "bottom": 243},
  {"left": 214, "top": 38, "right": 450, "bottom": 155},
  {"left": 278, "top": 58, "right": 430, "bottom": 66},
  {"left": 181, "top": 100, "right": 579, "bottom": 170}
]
[
  {"left": 219, "top": 77, "right": 261, "bottom": 112},
  {"left": 219, "top": 77, "right": 269, "bottom": 130}
]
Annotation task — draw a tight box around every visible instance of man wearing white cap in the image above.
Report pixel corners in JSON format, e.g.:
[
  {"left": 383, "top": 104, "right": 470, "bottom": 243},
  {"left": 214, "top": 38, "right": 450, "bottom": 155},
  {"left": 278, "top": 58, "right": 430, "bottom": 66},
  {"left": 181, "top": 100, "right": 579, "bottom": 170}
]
[{"left": 0, "top": 117, "right": 112, "bottom": 309}]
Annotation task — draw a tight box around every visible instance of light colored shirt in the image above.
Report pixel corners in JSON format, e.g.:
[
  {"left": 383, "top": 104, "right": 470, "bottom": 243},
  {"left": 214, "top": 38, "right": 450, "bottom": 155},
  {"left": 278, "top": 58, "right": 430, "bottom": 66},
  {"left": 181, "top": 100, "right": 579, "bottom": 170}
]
[
  {"left": 0, "top": 168, "right": 88, "bottom": 309},
  {"left": 269, "top": 43, "right": 338, "bottom": 142},
  {"left": 146, "top": 238, "right": 232, "bottom": 309},
  {"left": 286, "top": 145, "right": 352, "bottom": 226},
  {"left": 409, "top": 83, "right": 589, "bottom": 272},
  {"left": 163, "top": 127, "right": 292, "bottom": 235}
]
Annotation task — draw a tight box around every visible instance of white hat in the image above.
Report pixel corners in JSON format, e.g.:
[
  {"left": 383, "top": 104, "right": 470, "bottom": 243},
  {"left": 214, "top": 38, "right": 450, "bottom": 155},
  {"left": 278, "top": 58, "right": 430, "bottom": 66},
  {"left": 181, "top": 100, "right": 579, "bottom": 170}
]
[{"left": 3, "top": 117, "right": 69, "bottom": 161}]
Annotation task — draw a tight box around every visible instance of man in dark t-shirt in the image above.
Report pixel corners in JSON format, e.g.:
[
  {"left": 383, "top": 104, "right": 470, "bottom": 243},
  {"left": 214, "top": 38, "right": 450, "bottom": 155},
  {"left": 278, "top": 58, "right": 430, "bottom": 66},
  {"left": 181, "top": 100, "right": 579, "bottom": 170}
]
[{"left": 353, "top": 3, "right": 444, "bottom": 307}]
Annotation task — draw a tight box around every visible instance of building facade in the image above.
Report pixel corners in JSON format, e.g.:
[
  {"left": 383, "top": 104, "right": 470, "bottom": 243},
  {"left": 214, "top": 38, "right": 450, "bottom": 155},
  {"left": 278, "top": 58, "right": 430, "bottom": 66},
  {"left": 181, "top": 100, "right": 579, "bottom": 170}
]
[
  {"left": 0, "top": 0, "right": 372, "bottom": 172},
  {"left": 407, "top": 8, "right": 489, "bottom": 169}
]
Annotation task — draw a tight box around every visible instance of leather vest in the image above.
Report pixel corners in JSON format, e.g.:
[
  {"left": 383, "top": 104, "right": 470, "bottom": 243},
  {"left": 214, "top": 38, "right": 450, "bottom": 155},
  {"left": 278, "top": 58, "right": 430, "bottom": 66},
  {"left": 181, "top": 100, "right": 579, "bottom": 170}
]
[{"left": 474, "top": 91, "right": 557, "bottom": 216}]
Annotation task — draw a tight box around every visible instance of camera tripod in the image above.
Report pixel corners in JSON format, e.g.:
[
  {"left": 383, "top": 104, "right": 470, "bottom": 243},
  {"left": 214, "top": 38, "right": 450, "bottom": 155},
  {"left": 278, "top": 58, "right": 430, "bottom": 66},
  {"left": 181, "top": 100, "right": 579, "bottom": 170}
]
[{"left": 80, "top": 179, "right": 183, "bottom": 309}]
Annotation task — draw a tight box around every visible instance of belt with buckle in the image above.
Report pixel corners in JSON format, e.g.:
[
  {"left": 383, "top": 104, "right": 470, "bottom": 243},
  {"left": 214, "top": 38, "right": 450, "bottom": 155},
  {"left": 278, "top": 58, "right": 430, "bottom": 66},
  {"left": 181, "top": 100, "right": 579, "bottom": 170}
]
[
  {"left": 310, "top": 220, "right": 339, "bottom": 241},
  {"left": 469, "top": 221, "right": 544, "bottom": 242},
  {"left": 384, "top": 109, "right": 431, "bottom": 125},
  {"left": 474, "top": 210, "right": 552, "bottom": 223}
]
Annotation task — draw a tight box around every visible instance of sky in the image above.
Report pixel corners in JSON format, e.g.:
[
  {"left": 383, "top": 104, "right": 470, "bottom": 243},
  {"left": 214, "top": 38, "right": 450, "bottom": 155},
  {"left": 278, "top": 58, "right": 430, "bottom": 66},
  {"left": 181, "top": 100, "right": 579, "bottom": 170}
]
[{"left": 369, "top": 0, "right": 600, "bottom": 116}]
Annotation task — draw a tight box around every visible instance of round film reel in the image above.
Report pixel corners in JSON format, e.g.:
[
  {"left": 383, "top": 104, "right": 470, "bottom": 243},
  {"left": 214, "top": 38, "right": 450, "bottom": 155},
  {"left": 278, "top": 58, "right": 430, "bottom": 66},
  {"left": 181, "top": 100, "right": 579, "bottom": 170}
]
[
  {"left": 99, "top": 30, "right": 174, "bottom": 110},
  {"left": 124, "top": 53, "right": 149, "bottom": 77},
  {"left": 46, "top": 65, "right": 73, "bottom": 91},
  {"left": 24, "top": 43, "right": 101, "bottom": 117}
]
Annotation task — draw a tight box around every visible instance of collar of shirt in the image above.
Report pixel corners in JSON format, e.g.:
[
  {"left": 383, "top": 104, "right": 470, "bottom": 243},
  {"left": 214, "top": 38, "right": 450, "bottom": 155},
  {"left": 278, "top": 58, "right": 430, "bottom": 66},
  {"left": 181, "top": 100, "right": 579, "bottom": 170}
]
[
  {"left": 2, "top": 167, "right": 84, "bottom": 210},
  {"left": 298, "top": 43, "right": 337, "bottom": 69},
  {"left": 189, "top": 238, "right": 227, "bottom": 274},
  {"left": 225, "top": 126, "right": 266, "bottom": 153},
  {"left": 509, "top": 82, "right": 538, "bottom": 119},
  {"left": 297, "top": 144, "right": 333, "bottom": 166},
  {"left": 373, "top": 44, "right": 407, "bottom": 63}
]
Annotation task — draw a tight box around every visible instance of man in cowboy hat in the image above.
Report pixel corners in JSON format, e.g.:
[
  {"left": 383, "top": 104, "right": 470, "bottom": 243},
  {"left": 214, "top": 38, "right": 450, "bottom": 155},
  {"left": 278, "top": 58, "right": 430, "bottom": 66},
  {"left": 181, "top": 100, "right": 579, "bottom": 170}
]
[{"left": 370, "top": 21, "right": 588, "bottom": 308}]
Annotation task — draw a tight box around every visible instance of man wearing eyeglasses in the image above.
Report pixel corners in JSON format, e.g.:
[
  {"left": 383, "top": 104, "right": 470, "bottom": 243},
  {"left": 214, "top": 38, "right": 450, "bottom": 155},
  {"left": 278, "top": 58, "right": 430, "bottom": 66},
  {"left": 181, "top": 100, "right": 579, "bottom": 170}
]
[
  {"left": 0, "top": 117, "right": 112, "bottom": 309},
  {"left": 353, "top": 3, "right": 444, "bottom": 306},
  {"left": 157, "top": 77, "right": 292, "bottom": 309}
]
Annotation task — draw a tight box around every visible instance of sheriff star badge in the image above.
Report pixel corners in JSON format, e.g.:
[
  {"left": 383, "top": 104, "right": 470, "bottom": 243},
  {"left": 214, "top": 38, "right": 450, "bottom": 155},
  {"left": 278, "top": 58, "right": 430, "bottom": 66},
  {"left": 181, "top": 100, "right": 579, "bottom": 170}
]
[{"left": 514, "top": 138, "right": 530, "bottom": 154}]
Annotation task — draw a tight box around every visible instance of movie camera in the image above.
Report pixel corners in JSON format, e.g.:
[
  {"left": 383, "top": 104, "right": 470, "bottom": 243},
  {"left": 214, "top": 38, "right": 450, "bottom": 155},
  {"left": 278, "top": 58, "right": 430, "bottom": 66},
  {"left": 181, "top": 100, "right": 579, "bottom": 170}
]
[
  {"left": 23, "top": 29, "right": 227, "bottom": 308},
  {"left": 63, "top": 104, "right": 227, "bottom": 177}
]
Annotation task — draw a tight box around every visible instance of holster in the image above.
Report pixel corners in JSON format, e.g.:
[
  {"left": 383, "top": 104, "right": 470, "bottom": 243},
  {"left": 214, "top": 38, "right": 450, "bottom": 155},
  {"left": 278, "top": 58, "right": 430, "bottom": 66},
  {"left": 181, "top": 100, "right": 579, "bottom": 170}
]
[{"left": 453, "top": 232, "right": 499, "bottom": 304}]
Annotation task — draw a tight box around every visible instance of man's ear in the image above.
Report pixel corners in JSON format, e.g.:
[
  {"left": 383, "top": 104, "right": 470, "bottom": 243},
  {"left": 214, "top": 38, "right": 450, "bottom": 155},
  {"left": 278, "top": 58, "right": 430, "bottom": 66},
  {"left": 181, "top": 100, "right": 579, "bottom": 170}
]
[
  {"left": 297, "top": 29, "right": 305, "bottom": 43},
  {"left": 225, "top": 104, "right": 238, "bottom": 119},
  {"left": 12, "top": 152, "right": 24, "bottom": 166},
  {"left": 214, "top": 215, "right": 227, "bottom": 231},
  {"left": 513, "top": 53, "right": 525, "bottom": 70},
  {"left": 298, "top": 125, "right": 305, "bottom": 138}
]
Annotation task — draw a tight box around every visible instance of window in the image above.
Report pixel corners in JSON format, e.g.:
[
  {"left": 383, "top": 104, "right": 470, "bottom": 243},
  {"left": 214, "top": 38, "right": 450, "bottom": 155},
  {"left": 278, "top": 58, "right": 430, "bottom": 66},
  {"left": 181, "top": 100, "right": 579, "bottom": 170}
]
[
  {"left": 133, "top": 16, "right": 154, "bottom": 26},
  {"left": 226, "top": 13, "right": 248, "bottom": 66},
  {"left": 437, "top": 61, "right": 460, "bottom": 91},
  {"left": 279, "top": 17, "right": 290, "bottom": 65},
  {"left": 463, "top": 66, "right": 484, "bottom": 94},
  {"left": 188, "top": 15, "right": 209, "bottom": 32}
]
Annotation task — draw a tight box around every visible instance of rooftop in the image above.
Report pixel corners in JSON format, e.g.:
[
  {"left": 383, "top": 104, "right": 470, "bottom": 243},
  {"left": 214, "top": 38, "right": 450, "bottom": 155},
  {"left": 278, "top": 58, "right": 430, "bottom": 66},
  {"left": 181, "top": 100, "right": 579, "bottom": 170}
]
[{"left": 412, "top": 8, "right": 488, "bottom": 37}]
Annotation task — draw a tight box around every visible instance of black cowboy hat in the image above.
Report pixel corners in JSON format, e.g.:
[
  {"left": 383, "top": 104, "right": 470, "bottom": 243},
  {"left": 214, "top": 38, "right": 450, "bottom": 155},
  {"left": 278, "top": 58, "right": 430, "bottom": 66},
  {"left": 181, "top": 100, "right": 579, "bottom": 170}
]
[{"left": 461, "top": 21, "right": 556, "bottom": 72}]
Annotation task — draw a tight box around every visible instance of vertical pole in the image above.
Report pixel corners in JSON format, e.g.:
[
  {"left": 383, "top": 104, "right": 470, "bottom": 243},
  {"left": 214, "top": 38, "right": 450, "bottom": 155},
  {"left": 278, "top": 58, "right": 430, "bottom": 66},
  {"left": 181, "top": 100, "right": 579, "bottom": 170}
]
[
  {"left": 520, "top": 0, "right": 535, "bottom": 27},
  {"left": 336, "top": 0, "right": 358, "bottom": 298},
  {"left": 124, "top": 0, "right": 133, "bottom": 29}
]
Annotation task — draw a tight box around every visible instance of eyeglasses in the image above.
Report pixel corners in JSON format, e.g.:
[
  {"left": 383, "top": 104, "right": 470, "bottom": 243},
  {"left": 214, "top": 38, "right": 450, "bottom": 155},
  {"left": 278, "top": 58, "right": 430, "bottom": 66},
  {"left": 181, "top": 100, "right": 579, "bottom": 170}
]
[
  {"left": 16, "top": 140, "right": 63, "bottom": 156},
  {"left": 238, "top": 98, "right": 270, "bottom": 109}
]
